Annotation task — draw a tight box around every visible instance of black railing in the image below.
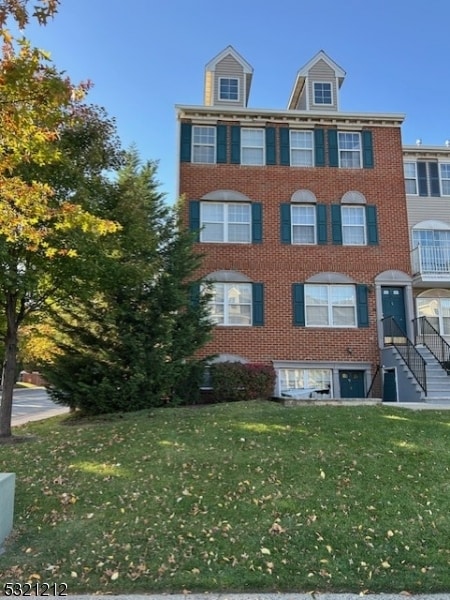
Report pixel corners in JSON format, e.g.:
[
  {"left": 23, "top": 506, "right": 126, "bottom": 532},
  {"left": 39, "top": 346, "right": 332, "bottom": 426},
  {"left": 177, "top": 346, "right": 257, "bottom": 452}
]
[
  {"left": 366, "top": 364, "right": 381, "bottom": 398},
  {"left": 382, "top": 316, "right": 427, "bottom": 393},
  {"left": 414, "top": 316, "right": 450, "bottom": 372}
]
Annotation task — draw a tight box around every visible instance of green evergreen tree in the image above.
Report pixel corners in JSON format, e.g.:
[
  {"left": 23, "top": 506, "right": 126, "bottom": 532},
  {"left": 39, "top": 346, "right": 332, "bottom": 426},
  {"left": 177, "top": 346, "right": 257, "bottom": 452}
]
[{"left": 43, "top": 150, "right": 212, "bottom": 414}]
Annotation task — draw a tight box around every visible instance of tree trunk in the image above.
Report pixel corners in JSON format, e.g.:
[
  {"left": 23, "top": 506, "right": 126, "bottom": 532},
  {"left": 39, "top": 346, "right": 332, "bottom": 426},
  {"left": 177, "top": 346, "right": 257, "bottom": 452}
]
[{"left": 0, "top": 295, "right": 18, "bottom": 438}]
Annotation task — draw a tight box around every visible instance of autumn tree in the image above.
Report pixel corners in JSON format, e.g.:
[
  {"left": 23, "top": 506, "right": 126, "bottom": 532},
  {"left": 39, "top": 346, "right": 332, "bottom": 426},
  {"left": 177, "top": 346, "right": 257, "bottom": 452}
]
[
  {"left": 43, "top": 151, "right": 212, "bottom": 414},
  {"left": 0, "top": 5, "right": 121, "bottom": 437}
]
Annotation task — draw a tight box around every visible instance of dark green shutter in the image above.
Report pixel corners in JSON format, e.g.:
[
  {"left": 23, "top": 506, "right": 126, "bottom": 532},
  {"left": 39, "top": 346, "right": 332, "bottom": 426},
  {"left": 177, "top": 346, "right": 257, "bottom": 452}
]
[
  {"left": 328, "top": 129, "right": 338, "bottom": 167},
  {"left": 429, "top": 162, "right": 440, "bottom": 196},
  {"left": 252, "top": 283, "right": 264, "bottom": 326},
  {"left": 417, "top": 162, "right": 428, "bottom": 196},
  {"left": 280, "top": 127, "right": 290, "bottom": 165},
  {"left": 331, "top": 204, "right": 342, "bottom": 244},
  {"left": 366, "top": 205, "right": 378, "bottom": 245},
  {"left": 292, "top": 283, "right": 305, "bottom": 326},
  {"left": 266, "top": 127, "right": 276, "bottom": 165},
  {"left": 280, "top": 203, "right": 291, "bottom": 244},
  {"left": 216, "top": 125, "right": 227, "bottom": 163},
  {"left": 189, "top": 200, "right": 200, "bottom": 242},
  {"left": 180, "top": 123, "right": 192, "bottom": 162},
  {"left": 314, "top": 128, "right": 325, "bottom": 167},
  {"left": 251, "top": 203, "right": 263, "bottom": 244},
  {"left": 362, "top": 130, "right": 374, "bottom": 168},
  {"left": 317, "top": 204, "right": 327, "bottom": 244},
  {"left": 356, "top": 284, "right": 369, "bottom": 328},
  {"left": 231, "top": 126, "right": 241, "bottom": 164},
  {"left": 189, "top": 283, "right": 200, "bottom": 308}
]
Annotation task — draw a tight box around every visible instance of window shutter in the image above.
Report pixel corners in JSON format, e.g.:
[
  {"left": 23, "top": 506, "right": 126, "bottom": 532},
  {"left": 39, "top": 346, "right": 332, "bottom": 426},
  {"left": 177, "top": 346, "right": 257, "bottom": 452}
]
[
  {"left": 314, "top": 128, "right": 325, "bottom": 167},
  {"left": 362, "top": 130, "right": 374, "bottom": 168},
  {"left": 189, "top": 283, "right": 200, "bottom": 308},
  {"left": 251, "top": 203, "right": 263, "bottom": 244},
  {"left": 231, "top": 126, "right": 241, "bottom": 164},
  {"left": 189, "top": 200, "right": 200, "bottom": 242},
  {"left": 366, "top": 205, "right": 378, "bottom": 245},
  {"left": 180, "top": 123, "right": 192, "bottom": 162},
  {"left": 266, "top": 127, "right": 276, "bottom": 165},
  {"left": 429, "top": 162, "right": 440, "bottom": 196},
  {"left": 417, "top": 162, "right": 428, "bottom": 196},
  {"left": 356, "top": 284, "right": 369, "bottom": 328},
  {"left": 252, "top": 283, "right": 264, "bottom": 326},
  {"left": 216, "top": 125, "right": 227, "bottom": 163},
  {"left": 280, "top": 203, "right": 291, "bottom": 244},
  {"left": 292, "top": 283, "right": 305, "bottom": 326},
  {"left": 331, "top": 204, "right": 342, "bottom": 244},
  {"left": 316, "top": 204, "right": 327, "bottom": 244},
  {"left": 280, "top": 127, "right": 290, "bottom": 165},
  {"left": 328, "top": 129, "right": 338, "bottom": 167}
]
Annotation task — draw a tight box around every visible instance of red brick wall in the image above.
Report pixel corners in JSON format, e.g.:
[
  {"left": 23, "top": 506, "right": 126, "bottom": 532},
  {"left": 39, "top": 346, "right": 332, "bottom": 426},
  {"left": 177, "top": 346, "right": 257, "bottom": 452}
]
[{"left": 180, "top": 124, "right": 409, "bottom": 367}]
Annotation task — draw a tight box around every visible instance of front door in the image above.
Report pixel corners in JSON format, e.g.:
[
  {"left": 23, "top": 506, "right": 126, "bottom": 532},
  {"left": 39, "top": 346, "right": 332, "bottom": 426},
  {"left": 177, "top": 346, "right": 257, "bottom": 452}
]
[
  {"left": 382, "top": 287, "right": 406, "bottom": 332},
  {"left": 383, "top": 368, "right": 397, "bottom": 402},
  {"left": 339, "top": 370, "right": 365, "bottom": 398}
]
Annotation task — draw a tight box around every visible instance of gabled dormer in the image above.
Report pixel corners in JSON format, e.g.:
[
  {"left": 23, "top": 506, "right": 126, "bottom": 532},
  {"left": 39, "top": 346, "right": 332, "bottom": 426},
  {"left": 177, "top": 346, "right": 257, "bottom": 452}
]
[
  {"left": 204, "top": 45, "right": 253, "bottom": 108},
  {"left": 288, "top": 50, "right": 346, "bottom": 112}
]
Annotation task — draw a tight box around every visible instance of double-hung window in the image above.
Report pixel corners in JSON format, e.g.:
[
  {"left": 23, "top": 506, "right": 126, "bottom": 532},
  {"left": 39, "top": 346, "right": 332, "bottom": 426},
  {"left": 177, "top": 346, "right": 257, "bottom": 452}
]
[
  {"left": 341, "top": 206, "right": 366, "bottom": 245},
  {"left": 417, "top": 296, "right": 450, "bottom": 336},
  {"left": 291, "top": 205, "right": 316, "bottom": 244},
  {"left": 338, "top": 132, "right": 362, "bottom": 168},
  {"left": 404, "top": 162, "right": 418, "bottom": 194},
  {"left": 313, "top": 82, "right": 332, "bottom": 105},
  {"left": 440, "top": 163, "right": 450, "bottom": 196},
  {"left": 241, "top": 128, "right": 265, "bottom": 165},
  {"left": 192, "top": 126, "right": 216, "bottom": 164},
  {"left": 290, "top": 131, "right": 314, "bottom": 166},
  {"left": 278, "top": 368, "right": 332, "bottom": 398},
  {"left": 208, "top": 282, "right": 252, "bottom": 326},
  {"left": 200, "top": 202, "right": 251, "bottom": 243},
  {"left": 219, "top": 77, "right": 239, "bottom": 101},
  {"left": 305, "top": 284, "right": 357, "bottom": 327}
]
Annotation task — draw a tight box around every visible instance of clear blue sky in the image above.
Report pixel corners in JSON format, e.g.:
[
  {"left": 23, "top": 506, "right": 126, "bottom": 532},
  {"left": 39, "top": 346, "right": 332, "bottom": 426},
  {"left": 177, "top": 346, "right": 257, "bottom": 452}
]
[{"left": 19, "top": 0, "right": 450, "bottom": 203}]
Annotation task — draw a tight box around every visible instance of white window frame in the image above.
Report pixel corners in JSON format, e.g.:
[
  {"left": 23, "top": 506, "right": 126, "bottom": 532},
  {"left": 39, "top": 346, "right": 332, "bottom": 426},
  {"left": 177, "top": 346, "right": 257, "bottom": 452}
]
[
  {"left": 241, "top": 128, "right": 265, "bottom": 166},
  {"left": 208, "top": 282, "right": 252, "bottom": 326},
  {"left": 291, "top": 204, "right": 316, "bottom": 244},
  {"left": 305, "top": 284, "right": 357, "bottom": 328},
  {"left": 192, "top": 126, "right": 216, "bottom": 164},
  {"left": 416, "top": 296, "right": 450, "bottom": 337},
  {"left": 290, "top": 130, "right": 314, "bottom": 167},
  {"left": 313, "top": 81, "right": 333, "bottom": 106},
  {"left": 440, "top": 163, "right": 450, "bottom": 196},
  {"left": 404, "top": 162, "right": 418, "bottom": 195},
  {"left": 341, "top": 205, "right": 366, "bottom": 246},
  {"left": 200, "top": 202, "right": 251, "bottom": 243},
  {"left": 338, "top": 132, "right": 362, "bottom": 169},
  {"left": 278, "top": 367, "right": 332, "bottom": 398},
  {"left": 219, "top": 77, "right": 239, "bottom": 102}
]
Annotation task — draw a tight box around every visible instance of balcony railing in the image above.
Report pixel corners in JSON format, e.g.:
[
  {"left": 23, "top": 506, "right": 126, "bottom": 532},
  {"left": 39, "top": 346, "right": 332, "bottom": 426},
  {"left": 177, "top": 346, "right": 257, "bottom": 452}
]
[{"left": 411, "top": 243, "right": 450, "bottom": 278}]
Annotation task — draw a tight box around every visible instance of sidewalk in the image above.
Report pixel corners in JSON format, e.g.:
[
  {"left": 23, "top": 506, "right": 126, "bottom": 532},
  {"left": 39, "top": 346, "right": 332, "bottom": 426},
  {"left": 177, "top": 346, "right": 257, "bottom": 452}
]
[{"left": 12, "top": 406, "right": 69, "bottom": 426}]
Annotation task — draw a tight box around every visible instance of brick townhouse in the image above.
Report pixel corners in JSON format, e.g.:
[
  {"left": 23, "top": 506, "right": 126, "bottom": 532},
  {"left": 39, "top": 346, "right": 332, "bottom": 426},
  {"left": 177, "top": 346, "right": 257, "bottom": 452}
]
[{"left": 176, "top": 46, "right": 450, "bottom": 403}]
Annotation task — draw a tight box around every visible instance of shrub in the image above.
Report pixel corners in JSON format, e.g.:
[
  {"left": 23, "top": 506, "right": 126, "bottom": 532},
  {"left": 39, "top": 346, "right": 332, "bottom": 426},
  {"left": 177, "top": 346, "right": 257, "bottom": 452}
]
[{"left": 210, "top": 362, "right": 276, "bottom": 403}]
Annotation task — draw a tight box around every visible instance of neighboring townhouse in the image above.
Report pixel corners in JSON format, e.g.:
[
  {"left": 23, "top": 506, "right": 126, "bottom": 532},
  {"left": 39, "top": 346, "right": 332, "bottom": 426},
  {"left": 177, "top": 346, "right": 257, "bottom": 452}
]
[{"left": 177, "top": 46, "right": 447, "bottom": 402}]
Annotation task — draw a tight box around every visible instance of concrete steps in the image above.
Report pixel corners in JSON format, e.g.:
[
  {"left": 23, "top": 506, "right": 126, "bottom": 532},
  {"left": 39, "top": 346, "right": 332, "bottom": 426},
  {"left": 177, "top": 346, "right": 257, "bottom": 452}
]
[{"left": 415, "top": 345, "right": 450, "bottom": 402}]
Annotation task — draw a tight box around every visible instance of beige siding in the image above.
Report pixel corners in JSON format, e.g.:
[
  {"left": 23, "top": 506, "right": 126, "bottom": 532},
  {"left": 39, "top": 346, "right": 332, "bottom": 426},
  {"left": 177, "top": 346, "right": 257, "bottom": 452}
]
[
  {"left": 204, "top": 71, "right": 213, "bottom": 106},
  {"left": 212, "top": 55, "right": 245, "bottom": 107},
  {"left": 307, "top": 59, "right": 338, "bottom": 111},
  {"left": 407, "top": 197, "right": 450, "bottom": 242}
]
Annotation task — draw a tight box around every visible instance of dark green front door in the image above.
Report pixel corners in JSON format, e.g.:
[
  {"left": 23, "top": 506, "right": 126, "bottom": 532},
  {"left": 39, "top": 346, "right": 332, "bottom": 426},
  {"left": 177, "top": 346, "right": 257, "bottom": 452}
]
[
  {"left": 339, "top": 370, "right": 365, "bottom": 398},
  {"left": 383, "top": 368, "right": 397, "bottom": 402},
  {"left": 382, "top": 287, "right": 406, "bottom": 332}
]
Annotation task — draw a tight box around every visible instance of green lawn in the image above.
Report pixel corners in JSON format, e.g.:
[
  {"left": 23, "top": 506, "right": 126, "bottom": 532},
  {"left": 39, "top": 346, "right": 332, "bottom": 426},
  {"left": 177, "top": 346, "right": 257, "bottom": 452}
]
[{"left": 0, "top": 401, "right": 449, "bottom": 594}]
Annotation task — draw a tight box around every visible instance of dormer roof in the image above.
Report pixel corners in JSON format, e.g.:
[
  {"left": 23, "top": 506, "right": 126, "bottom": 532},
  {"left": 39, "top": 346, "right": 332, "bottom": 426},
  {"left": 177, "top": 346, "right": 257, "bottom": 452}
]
[
  {"left": 204, "top": 45, "right": 254, "bottom": 107},
  {"left": 288, "top": 50, "right": 346, "bottom": 111}
]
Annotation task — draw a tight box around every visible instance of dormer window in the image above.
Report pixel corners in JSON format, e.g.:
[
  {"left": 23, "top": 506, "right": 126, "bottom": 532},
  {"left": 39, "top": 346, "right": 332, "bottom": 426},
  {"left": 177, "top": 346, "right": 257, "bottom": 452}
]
[
  {"left": 313, "top": 82, "right": 332, "bottom": 105},
  {"left": 219, "top": 77, "right": 239, "bottom": 101}
]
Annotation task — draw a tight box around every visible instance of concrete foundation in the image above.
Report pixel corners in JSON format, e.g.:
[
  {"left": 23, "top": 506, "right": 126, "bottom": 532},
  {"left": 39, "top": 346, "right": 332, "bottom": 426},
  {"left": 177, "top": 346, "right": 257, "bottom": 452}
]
[{"left": 0, "top": 473, "right": 15, "bottom": 551}]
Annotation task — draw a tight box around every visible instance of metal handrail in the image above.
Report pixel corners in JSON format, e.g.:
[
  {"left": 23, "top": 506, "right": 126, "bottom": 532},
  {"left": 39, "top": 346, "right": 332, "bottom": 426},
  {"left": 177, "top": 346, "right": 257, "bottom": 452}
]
[
  {"left": 366, "top": 364, "right": 381, "bottom": 398},
  {"left": 382, "top": 316, "right": 427, "bottom": 393},
  {"left": 413, "top": 316, "right": 450, "bottom": 371}
]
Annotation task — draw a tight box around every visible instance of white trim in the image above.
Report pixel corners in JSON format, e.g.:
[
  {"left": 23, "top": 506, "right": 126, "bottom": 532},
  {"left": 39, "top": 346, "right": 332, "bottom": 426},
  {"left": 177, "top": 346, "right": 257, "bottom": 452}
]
[
  {"left": 218, "top": 76, "right": 240, "bottom": 103},
  {"left": 241, "top": 127, "right": 265, "bottom": 166},
  {"left": 205, "top": 45, "right": 253, "bottom": 74},
  {"left": 439, "top": 162, "right": 450, "bottom": 196},
  {"left": 312, "top": 81, "right": 333, "bottom": 106}
]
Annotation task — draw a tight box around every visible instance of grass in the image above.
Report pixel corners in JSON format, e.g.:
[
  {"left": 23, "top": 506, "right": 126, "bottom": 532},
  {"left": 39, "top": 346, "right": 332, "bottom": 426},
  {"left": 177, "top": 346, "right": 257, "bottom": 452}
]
[{"left": 0, "top": 400, "right": 449, "bottom": 594}]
